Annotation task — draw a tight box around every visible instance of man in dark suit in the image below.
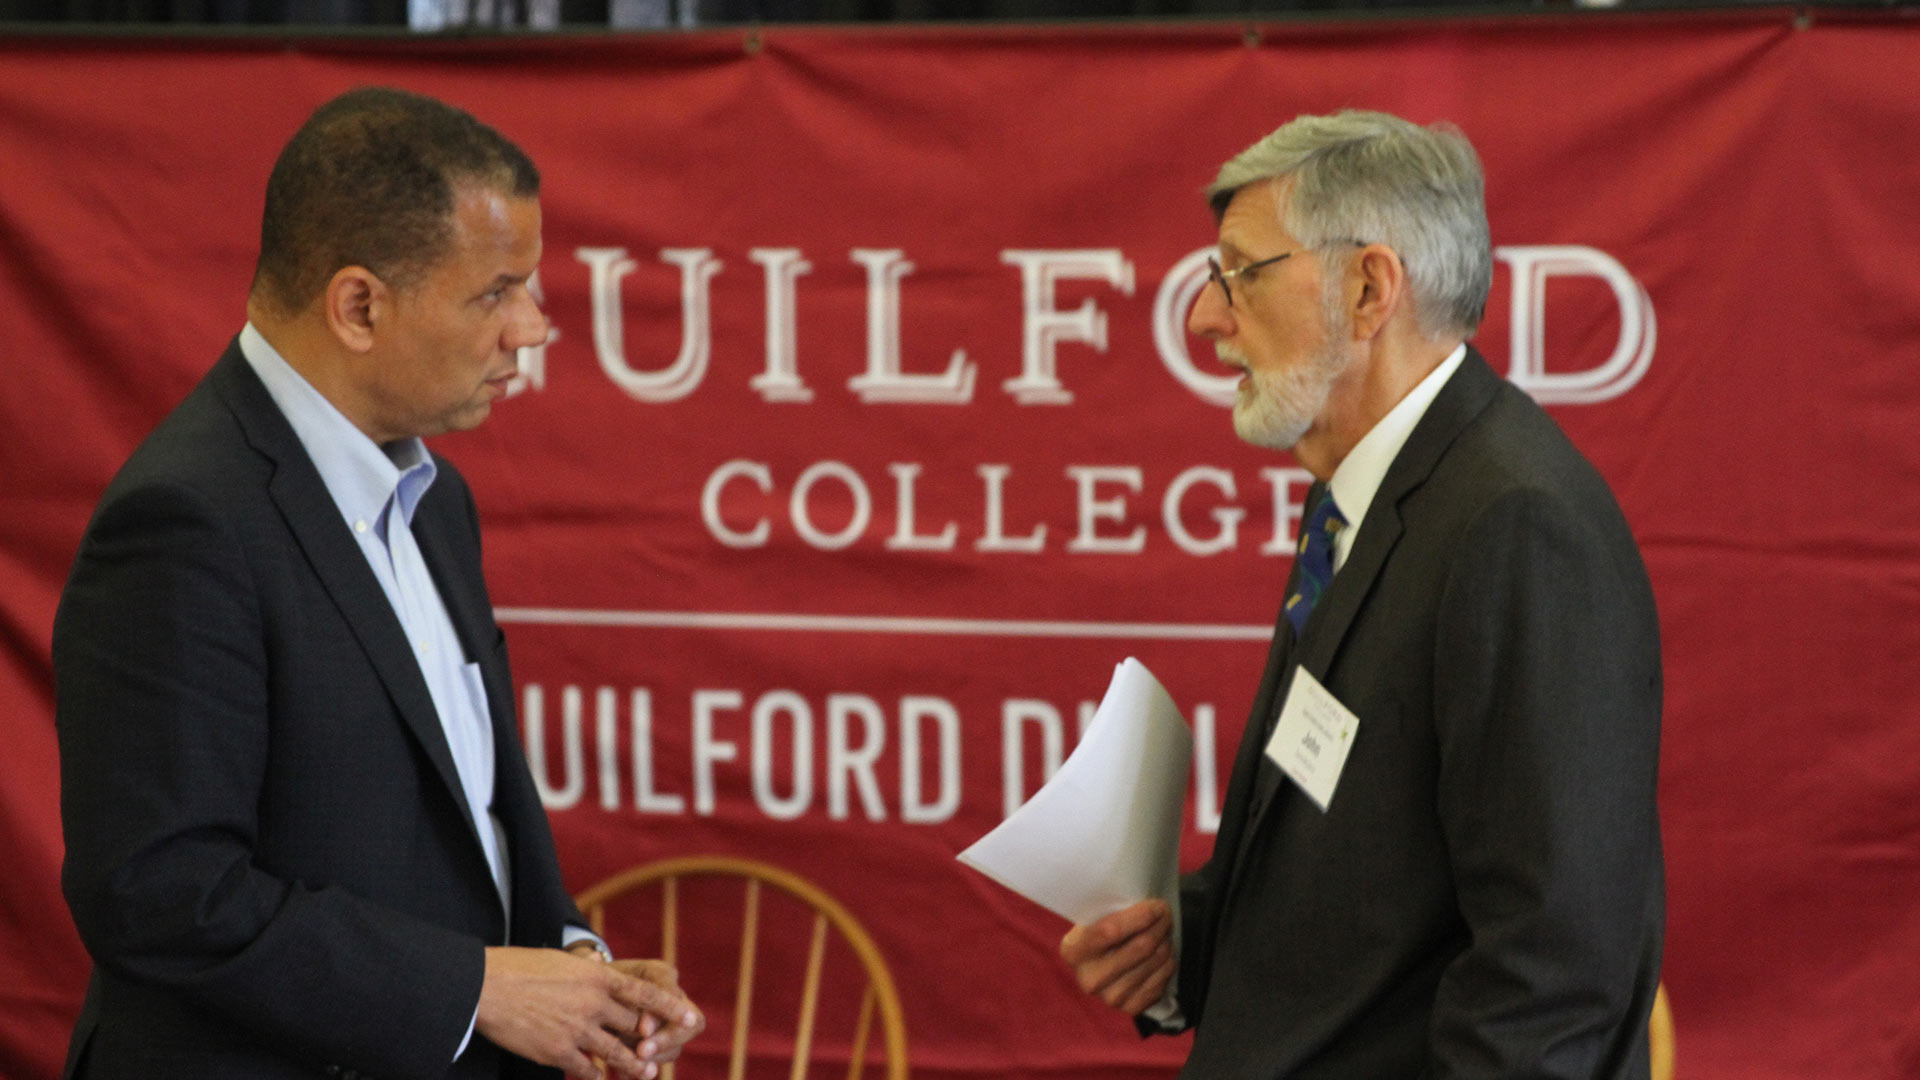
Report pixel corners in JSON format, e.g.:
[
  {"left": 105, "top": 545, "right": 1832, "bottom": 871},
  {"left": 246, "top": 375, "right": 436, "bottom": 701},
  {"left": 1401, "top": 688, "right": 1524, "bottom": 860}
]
[
  {"left": 55, "top": 87, "right": 702, "bottom": 1080},
  {"left": 1060, "top": 111, "right": 1664, "bottom": 1078}
]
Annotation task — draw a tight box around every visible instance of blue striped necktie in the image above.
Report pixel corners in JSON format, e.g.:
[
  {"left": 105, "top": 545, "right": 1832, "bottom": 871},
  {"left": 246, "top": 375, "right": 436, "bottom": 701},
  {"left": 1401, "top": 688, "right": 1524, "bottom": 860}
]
[{"left": 1285, "top": 491, "right": 1347, "bottom": 638}]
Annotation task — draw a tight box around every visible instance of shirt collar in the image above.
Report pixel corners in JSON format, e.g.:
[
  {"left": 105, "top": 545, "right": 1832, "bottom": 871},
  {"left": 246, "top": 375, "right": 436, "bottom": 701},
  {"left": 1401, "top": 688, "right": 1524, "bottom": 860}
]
[
  {"left": 1326, "top": 342, "right": 1467, "bottom": 564},
  {"left": 237, "top": 323, "right": 437, "bottom": 535}
]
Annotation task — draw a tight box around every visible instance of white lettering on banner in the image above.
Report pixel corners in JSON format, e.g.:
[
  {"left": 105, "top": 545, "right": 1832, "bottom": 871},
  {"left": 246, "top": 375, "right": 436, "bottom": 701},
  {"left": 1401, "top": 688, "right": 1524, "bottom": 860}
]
[
  {"left": 700, "top": 459, "right": 1312, "bottom": 555},
  {"left": 1163, "top": 467, "right": 1244, "bottom": 557},
  {"left": 576, "top": 246, "right": 722, "bottom": 402},
  {"left": 752, "top": 690, "right": 813, "bottom": 821},
  {"left": 522, "top": 685, "right": 952, "bottom": 824},
  {"left": 701, "top": 461, "right": 773, "bottom": 549},
  {"left": 886, "top": 463, "right": 958, "bottom": 551},
  {"left": 691, "top": 689, "right": 742, "bottom": 816},
  {"left": 1261, "top": 467, "right": 1315, "bottom": 556},
  {"left": 557, "top": 243, "right": 1652, "bottom": 407},
  {"left": 846, "top": 249, "right": 977, "bottom": 404},
  {"left": 526, "top": 682, "right": 1227, "bottom": 834},
  {"left": 1066, "top": 466, "right": 1147, "bottom": 554},
  {"left": 629, "top": 688, "right": 685, "bottom": 813},
  {"left": 749, "top": 248, "right": 814, "bottom": 402},
  {"left": 999, "top": 249, "right": 1136, "bottom": 405},
  {"left": 900, "top": 696, "right": 962, "bottom": 824},
  {"left": 1192, "top": 703, "right": 1221, "bottom": 834},
  {"left": 1495, "top": 245, "right": 1657, "bottom": 404},
  {"left": 790, "top": 461, "right": 871, "bottom": 550},
  {"left": 828, "top": 694, "right": 888, "bottom": 821},
  {"left": 596, "top": 686, "right": 621, "bottom": 811},
  {"left": 975, "top": 464, "right": 1047, "bottom": 553}
]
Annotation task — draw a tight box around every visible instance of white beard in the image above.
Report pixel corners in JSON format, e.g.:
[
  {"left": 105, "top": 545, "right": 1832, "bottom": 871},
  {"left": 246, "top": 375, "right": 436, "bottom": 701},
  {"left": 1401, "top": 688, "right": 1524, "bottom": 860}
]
[{"left": 1224, "top": 328, "right": 1350, "bottom": 451}]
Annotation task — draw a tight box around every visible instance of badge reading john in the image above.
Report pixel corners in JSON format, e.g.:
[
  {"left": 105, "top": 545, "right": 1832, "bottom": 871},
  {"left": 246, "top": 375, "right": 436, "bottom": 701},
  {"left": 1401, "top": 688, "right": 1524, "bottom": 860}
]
[{"left": 1263, "top": 667, "right": 1360, "bottom": 812}]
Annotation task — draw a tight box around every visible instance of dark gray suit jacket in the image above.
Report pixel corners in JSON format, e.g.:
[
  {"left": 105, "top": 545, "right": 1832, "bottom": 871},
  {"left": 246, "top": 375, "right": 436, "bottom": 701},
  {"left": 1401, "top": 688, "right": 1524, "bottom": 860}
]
[
  {"left": 55, "top": 341, "right": 581, "bottom": 1080},
  {"left": 1169, "top": 350, "right": 1664, "bottom": 1079}
]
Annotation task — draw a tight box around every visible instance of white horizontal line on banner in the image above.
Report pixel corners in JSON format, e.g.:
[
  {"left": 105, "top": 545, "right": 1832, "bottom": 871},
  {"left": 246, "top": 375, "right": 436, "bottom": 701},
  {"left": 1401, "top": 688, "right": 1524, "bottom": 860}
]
[{"left": 494, "top": 607, "right": 1275, "bottom": 642}]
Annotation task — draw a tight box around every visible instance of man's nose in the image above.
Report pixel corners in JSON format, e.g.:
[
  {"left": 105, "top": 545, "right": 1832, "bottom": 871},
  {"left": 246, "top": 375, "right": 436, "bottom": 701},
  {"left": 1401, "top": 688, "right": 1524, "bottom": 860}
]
[
  {"left": 506, "top": 293, "right": 550, "bottom": 351},
  {"left": 1188, "top": 278, "right": 1234, "bottom": 339}
]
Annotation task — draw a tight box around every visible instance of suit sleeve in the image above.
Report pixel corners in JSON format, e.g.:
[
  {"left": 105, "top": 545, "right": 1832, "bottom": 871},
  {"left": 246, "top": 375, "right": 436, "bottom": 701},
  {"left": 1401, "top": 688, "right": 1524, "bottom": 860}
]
[
  {"left": 1121, "top": 868, "right": 1214, "bottom": 1038},
  {"left": 1170, "top": 863, "right": 1220, "bottom": 1030},
  {"left": 56, "top": 479, "right": 485, "bottom": 1080},
  {"left": 1428, "top": 485, "right": 1663, "bottom": 1077}
]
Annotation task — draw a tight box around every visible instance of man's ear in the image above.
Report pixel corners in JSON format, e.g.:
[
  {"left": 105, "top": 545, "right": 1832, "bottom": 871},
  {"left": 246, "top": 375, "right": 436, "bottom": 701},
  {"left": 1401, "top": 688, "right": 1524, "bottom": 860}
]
[
  {"left": 322, "top": 266, "right": 385, "bottom": 354},
  {"left": 1348, "top": 244, "right": 1408, "bottom": 342}
]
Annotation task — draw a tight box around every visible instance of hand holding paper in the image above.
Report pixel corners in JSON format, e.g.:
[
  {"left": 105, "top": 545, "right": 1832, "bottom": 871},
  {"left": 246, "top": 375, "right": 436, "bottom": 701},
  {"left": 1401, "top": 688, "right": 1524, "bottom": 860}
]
[
  {"left": 958, "top": 657, "right": 1193, "bottom": 1022},
  {"left": 1059, "top": 898, "right": 1176, "bottom": 1015}
]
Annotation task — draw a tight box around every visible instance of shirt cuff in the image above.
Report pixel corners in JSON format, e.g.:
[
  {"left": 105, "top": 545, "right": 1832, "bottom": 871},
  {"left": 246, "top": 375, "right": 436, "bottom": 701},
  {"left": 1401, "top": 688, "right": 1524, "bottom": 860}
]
[
  {"left": 1143, "top": 988, "right": 1185, "bottom": 1030},
  {"left": 562, "top": 924, "right": 613, "bottom": 962}
]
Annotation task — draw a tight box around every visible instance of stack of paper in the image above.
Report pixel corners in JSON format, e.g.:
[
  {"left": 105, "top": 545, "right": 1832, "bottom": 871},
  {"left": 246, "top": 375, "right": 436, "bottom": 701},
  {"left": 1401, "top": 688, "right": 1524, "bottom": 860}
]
[{"left": 957, "top": 657, "right": 1191, "bottom": 924}]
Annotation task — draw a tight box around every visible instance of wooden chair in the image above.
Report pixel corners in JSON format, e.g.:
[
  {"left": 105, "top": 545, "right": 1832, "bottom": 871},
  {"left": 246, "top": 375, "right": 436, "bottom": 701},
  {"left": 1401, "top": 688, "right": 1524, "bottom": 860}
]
[{"left": 575, "top": 855, "right": 909, "bottom": 1080}]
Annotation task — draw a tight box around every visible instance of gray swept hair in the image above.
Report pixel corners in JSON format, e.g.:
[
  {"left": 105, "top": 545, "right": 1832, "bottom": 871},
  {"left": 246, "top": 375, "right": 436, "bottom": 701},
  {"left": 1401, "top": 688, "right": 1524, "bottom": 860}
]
[{"left": 1207, "top": 110, "right": 1492, "bottom": 340}]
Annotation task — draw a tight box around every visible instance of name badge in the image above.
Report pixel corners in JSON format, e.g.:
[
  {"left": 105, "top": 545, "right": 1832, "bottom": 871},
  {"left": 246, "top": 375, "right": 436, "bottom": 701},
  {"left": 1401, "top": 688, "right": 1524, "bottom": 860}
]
[{"left": 1263, "top": 667, "right": 1360, "bottom": 812}]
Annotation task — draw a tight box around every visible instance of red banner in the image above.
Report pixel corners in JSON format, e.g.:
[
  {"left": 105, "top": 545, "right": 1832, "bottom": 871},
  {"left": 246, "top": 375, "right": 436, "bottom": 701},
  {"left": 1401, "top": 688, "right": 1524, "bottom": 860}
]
[{"left": 5, "top": 11, "right": 1920, "bottom": 1079}]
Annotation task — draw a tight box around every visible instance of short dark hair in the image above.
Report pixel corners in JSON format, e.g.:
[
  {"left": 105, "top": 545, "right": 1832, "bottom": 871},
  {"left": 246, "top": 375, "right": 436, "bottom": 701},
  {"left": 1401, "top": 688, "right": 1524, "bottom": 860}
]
[{"left": 251, "top": 86, "right": 539, "bottom": 317}]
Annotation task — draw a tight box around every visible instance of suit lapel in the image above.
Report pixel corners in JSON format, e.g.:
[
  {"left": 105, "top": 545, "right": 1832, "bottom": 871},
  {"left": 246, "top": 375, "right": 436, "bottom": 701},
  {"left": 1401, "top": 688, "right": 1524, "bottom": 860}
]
[
  {"left": 1237, "top": 349, "right": 1505, "bottom": 843},
  {"left": 413, "top": 483, "right": 575, "bottom": 943},
  {"left": 210, "top": 345, "right": 484, "bottom": 857},
  {"left": 1211, "top": 599, "right": 1299, "bottom": 908},
  {"left": 414, "top": 488, "right": 538, "bottom": 932},
  {"left": 1214, "top": 482, "right": 1315, "bottom": 897},
  {"left": 414, "top": 502, "right": 490, "bottom": 669}
]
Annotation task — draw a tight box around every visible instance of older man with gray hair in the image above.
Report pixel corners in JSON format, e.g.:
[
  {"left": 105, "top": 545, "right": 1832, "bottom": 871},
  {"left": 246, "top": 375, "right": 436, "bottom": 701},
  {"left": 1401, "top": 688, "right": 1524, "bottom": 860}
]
[{"left": 1060, "top": 110, "right": 1664, "bottom": 1079}]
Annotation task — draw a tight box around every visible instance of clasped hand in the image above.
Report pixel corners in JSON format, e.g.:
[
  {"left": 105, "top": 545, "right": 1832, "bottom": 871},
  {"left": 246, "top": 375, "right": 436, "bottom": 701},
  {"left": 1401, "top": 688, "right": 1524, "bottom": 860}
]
[{"left": 477, "top": 945, "right": 706, "bottom": 1080}]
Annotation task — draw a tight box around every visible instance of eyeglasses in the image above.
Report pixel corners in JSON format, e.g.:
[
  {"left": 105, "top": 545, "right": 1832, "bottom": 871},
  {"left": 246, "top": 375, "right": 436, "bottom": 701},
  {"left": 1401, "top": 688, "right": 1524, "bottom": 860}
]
[
  {"left": 1206, "top": 253, "right": 1294, "bottom": 310},
  {"left": 1205, "top": 240, "right": 1369, "bottom": 310}
]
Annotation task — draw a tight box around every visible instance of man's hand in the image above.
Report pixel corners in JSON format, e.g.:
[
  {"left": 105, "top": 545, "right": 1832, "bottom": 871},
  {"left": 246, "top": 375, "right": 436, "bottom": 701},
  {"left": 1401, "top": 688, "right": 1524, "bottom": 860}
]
[
  {"left": 611, "top": 958, "right": 704, "bottom": 1064},
  {"left": 476, "top": 946, "right": 698, "bottom": 1080},
  {"left": 1059, "top": 899, "right": 1176, "bottom": 1016}
]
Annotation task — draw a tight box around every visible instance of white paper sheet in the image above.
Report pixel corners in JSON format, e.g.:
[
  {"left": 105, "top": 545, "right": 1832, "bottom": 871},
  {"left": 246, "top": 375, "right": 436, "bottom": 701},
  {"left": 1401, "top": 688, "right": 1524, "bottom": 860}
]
[{"left": 957, "top": 657, "right": 1191, "bottom": 924}]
